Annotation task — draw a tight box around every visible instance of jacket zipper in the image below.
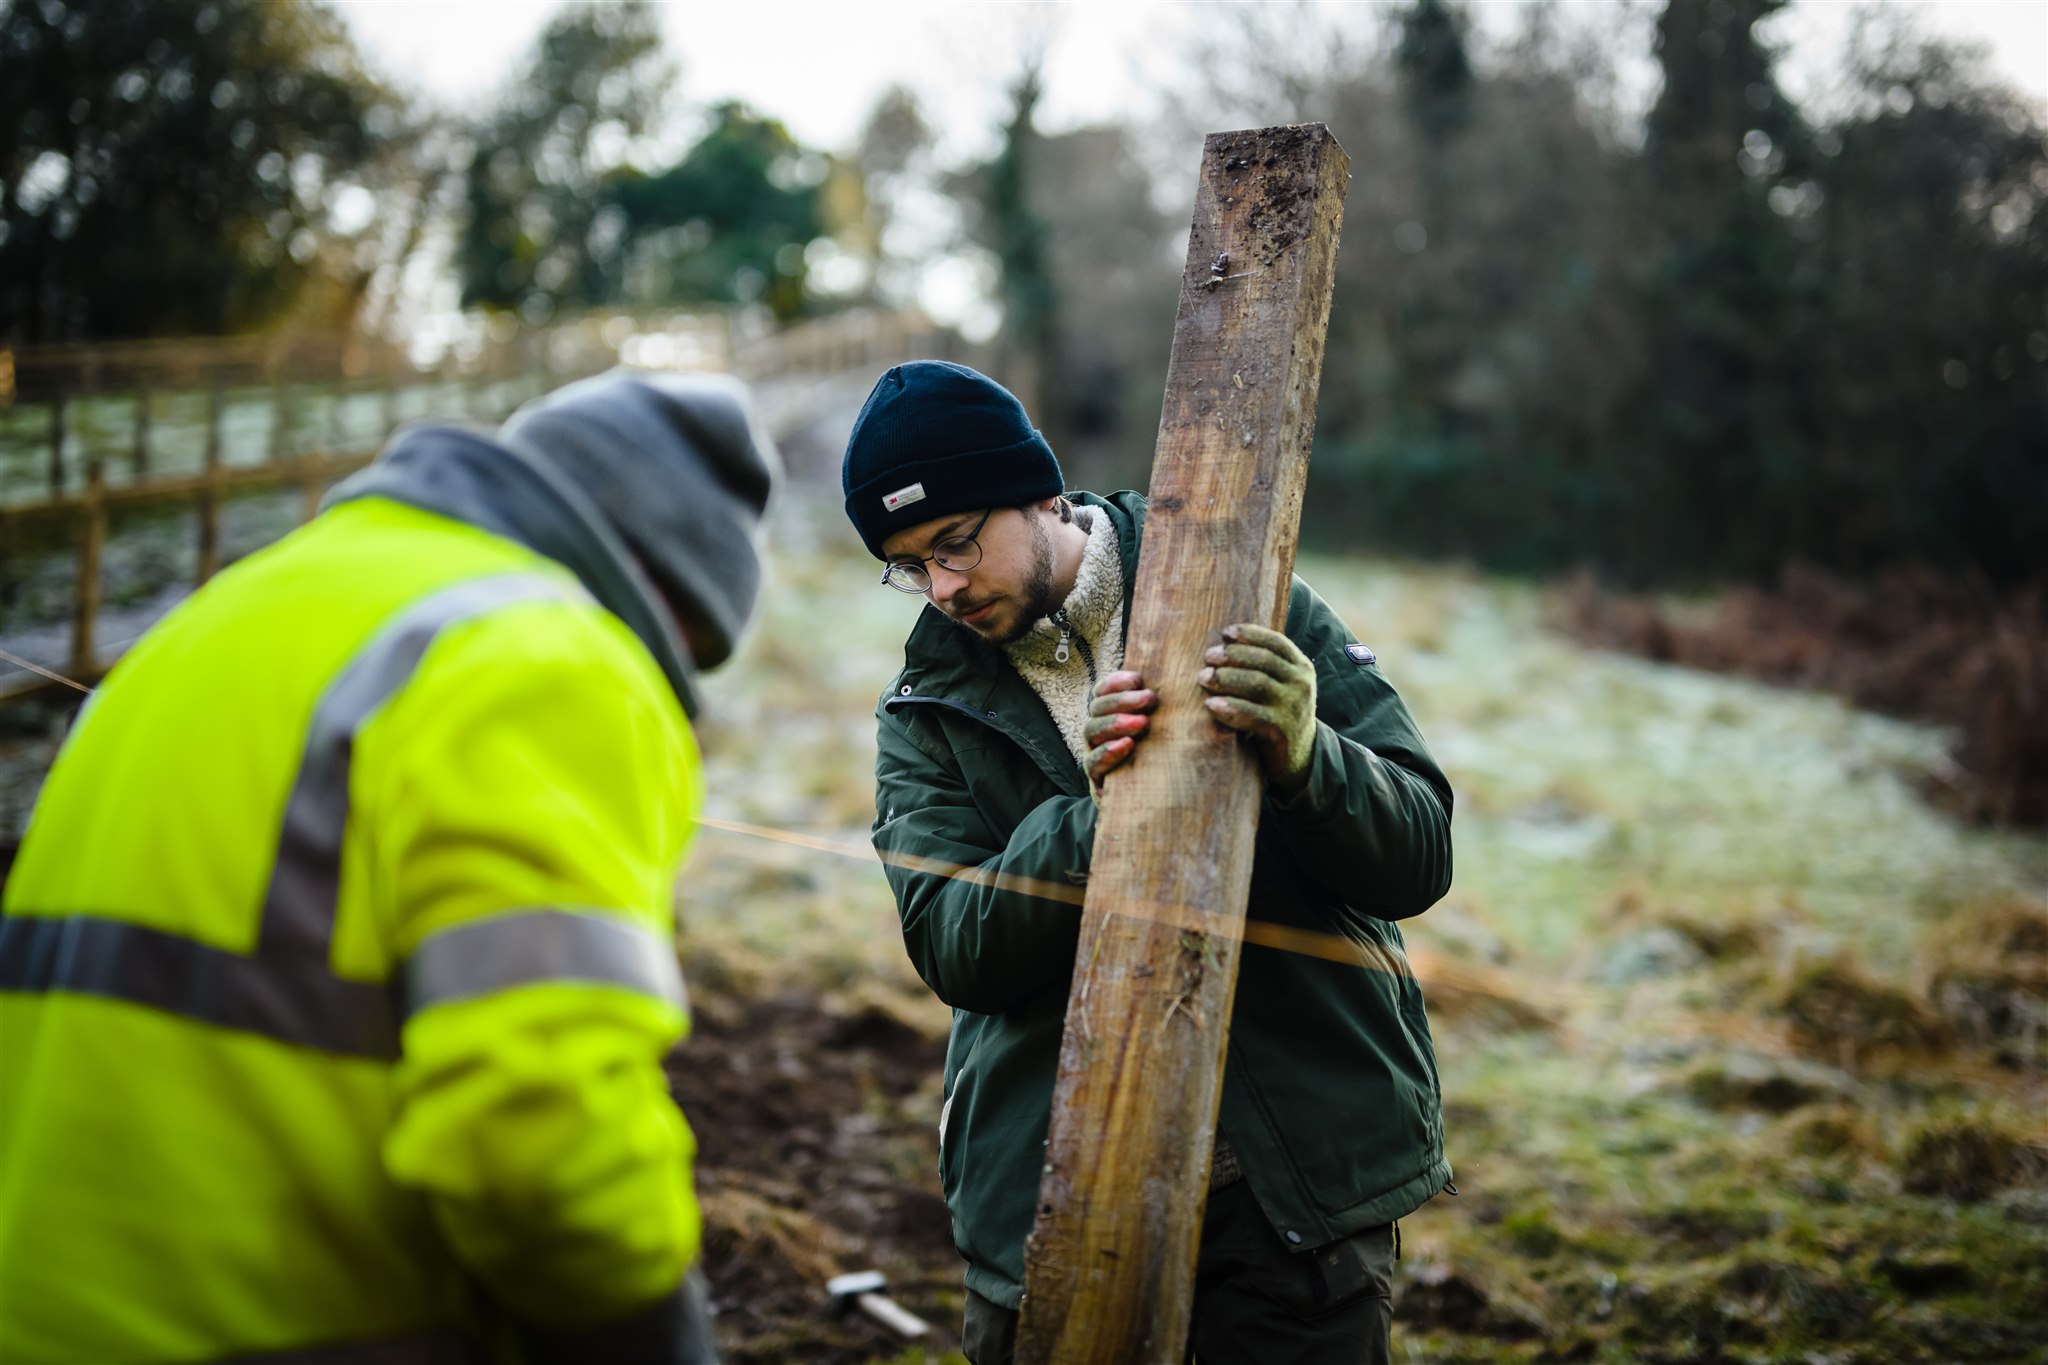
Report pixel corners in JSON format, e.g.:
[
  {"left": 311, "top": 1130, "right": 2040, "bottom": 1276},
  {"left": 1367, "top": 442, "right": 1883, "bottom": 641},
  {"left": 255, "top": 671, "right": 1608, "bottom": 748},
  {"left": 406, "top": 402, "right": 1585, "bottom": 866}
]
[{"left": 1049, "top": 608, "right": 1098, "bottom": 688}]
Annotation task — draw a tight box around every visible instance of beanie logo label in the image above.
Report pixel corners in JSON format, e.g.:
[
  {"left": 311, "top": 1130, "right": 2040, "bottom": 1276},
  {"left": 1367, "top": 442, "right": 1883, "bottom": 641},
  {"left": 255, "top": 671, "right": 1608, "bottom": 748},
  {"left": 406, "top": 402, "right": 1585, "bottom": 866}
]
[{"left": 883, "top": 481, "right": 927, "bottom": 512}]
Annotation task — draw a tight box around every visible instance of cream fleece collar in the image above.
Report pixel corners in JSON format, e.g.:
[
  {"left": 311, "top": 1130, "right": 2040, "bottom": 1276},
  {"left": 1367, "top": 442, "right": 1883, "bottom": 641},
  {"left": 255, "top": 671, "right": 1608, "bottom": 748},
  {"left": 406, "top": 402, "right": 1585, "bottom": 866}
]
[{"left": 1005, "top": 509, "right": 1125, "bottom": 766}]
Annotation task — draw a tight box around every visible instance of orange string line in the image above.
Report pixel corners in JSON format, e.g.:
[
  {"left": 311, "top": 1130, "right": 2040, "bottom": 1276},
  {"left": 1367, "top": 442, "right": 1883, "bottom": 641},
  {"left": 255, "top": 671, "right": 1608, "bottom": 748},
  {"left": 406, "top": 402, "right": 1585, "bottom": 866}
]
[{"left": 0, "top": 673, "right": 1527, "bottom": 1001}]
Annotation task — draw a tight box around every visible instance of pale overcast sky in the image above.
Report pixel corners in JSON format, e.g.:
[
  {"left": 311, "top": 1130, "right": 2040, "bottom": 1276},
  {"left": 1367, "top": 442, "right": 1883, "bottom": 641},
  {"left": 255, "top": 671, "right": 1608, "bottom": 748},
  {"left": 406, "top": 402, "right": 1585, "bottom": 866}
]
[{"left": 336, "top": 0, "right": 2047, "bottom": 160}]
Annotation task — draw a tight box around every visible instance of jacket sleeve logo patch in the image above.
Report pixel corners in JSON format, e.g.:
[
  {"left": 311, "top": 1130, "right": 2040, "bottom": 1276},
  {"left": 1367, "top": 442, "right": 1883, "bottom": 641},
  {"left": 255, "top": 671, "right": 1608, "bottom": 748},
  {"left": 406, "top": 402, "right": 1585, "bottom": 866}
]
[
  {"left": 1346, "top": 643, "right": 1377, "bottom": 665},
  {"left": 883, "top": 481, "right": 927, "bottom": 511}
]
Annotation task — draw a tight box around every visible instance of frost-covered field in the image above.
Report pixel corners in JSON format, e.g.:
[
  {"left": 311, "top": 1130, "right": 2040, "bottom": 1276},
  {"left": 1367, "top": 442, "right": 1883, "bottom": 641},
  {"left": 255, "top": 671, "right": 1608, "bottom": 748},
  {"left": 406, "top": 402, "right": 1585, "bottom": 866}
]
[{"left": 5, "top": 494, "right": 2044, "bottom": 1363}]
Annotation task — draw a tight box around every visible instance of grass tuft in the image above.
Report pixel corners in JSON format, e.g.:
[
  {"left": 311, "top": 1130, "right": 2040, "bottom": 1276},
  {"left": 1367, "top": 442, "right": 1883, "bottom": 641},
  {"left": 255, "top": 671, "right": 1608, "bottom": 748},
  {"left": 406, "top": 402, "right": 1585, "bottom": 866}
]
[{"left": 1779, "top": 956, "right": 1954, "bottom": 1071}]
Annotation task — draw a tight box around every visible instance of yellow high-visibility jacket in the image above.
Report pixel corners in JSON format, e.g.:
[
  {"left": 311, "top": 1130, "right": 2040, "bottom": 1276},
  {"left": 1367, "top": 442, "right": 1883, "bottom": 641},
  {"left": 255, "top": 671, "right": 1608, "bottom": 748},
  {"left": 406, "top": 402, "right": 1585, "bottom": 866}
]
[{"left": 0, "top": 495, "right": 704, "bottom": 1361}]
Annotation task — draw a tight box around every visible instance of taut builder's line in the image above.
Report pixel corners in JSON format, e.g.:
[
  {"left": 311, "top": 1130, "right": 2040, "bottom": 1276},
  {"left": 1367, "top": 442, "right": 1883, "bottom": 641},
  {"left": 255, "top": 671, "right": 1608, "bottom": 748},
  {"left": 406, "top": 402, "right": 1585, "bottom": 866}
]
[{"left": 0, "top": 657, "right": 1498, "bottom": 993}]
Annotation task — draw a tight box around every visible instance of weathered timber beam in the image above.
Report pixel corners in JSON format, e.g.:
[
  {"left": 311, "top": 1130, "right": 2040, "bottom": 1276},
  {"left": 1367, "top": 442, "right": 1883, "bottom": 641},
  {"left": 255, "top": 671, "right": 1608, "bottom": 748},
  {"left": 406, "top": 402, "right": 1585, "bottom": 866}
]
[{"left": 1014, "top": 123, "right": 1349, "bottom": 1365}]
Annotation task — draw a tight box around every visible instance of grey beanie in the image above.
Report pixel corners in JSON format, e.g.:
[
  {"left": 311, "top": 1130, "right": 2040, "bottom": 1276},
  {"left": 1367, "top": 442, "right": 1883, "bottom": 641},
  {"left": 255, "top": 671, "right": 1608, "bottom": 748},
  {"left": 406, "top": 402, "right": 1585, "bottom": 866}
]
[{"left": 500, "top": 370, "right": 780, "bottom": 669}]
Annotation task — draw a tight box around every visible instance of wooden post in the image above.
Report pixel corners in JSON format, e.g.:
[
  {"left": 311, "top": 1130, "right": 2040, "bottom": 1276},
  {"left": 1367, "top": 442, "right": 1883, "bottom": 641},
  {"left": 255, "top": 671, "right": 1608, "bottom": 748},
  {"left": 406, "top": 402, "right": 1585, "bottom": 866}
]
[
  {"left": 197, "top": 375, "right": 225, "bottom": 584},
  {"left": 466, "top": 349, "right": 488, "bottom": 419},
  {"left": 304, "top": 356, "right": 330, "bottom": 524},
  {"left": 1013, "top": 123, "right": 1349, "bottom": 1365},
  {"left": 71, "top": 459, "right": 107, "bottom": 679},
  {"left": 326, "top": 375, "right": 348, "bottom": 453},
  {"left": 131, "top": 384, "right": 152, "bottom": 478},
  {"left": 300, "top": 454, "right": 325, "bottom": 523},
  {"left": 269, "top": 341, "right": 292, "bottom": 462},
  {"left": 48, "top": 391, "right": 67, "bottom": 494},
  {"left": 382, "top": 349, "right": 402, "bottom": 434}
]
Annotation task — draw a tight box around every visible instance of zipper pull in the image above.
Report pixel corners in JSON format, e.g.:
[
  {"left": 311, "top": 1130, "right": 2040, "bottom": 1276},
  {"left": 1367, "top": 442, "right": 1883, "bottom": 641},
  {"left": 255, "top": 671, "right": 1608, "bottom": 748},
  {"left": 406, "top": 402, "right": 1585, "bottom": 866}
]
[{"left": 1052, "top": 608, "right": 1071, "bottom": 664}]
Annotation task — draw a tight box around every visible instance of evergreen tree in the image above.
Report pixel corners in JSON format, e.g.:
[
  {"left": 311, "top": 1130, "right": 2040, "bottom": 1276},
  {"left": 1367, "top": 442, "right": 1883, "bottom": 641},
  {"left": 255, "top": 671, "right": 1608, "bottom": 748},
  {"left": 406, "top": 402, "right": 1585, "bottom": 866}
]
[
  {"left": 610, "top": 102, "right": 827, "bottom": 323},
  {"left": 457, "top": 0, "right": 671, "bottom": 319},
  {"left": 1390, "top": 0, "right": 1478, "bottom": 444},
  {"left": 1807, "top": 31, "right": 2048, "bottom": 582},
  {"left": 0, "top": 0, "right": 391, "bottom": 341},
  {"left": 980, "top": 64, "right": 1060, "bottom": 437},
  {"left": 1396, "top": 0, "right": 1473, "bottom": 143},
  {"left": 1629, "top": 0, "right": 1820, "bottom": 580}
]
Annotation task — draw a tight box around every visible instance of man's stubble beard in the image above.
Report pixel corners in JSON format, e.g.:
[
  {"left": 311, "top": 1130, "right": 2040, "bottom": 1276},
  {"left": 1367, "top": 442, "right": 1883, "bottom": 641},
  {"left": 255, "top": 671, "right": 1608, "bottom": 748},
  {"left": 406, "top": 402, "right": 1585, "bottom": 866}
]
[{"left": 963, "top": 509, "right": 1061, "bottom": 647}]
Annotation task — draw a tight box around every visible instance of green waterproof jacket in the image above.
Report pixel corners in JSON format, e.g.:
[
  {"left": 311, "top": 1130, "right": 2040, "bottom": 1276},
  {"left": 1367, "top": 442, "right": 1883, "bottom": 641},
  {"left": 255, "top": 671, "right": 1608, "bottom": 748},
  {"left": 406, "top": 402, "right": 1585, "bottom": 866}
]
[{"left": 871, "top": 491, "right": 1455, "bottom": 1310}]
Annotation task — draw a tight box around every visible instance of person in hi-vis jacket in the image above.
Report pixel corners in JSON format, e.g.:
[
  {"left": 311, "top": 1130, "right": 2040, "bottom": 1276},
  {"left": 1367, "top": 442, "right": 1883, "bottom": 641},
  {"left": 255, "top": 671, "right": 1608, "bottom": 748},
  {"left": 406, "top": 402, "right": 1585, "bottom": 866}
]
[{"left": 0, "top": 370, "right": 777, "bottom": 1364}]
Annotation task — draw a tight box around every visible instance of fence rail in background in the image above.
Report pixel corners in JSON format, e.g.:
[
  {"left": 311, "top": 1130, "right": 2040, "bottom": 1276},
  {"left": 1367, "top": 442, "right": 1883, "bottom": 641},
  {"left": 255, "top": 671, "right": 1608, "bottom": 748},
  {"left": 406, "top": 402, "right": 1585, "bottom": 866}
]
[{"left": 0, "top": 309, "right": 958, "bottom": 703}]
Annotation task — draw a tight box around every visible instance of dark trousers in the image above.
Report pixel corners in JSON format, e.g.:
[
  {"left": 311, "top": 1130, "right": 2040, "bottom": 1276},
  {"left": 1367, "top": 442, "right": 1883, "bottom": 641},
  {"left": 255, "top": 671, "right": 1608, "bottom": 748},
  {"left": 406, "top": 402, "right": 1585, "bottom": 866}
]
[{"left": 960, "top": 1181, "right": 1395, "bottom": 1365}]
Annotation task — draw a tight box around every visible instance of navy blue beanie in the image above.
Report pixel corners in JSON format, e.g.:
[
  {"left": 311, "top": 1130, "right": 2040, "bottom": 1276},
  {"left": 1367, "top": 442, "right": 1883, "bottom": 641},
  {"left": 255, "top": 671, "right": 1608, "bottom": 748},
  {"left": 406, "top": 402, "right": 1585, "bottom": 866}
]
[{"left": 842, "top": 361, "right": 1063, "bottom": 559}]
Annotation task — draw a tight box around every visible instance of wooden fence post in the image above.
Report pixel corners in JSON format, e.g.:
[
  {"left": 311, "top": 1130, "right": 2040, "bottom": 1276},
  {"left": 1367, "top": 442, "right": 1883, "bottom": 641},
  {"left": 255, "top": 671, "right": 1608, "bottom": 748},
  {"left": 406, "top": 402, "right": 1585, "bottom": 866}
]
[
  {"left": 48, "top": 391, "right": 67, "bottom": 494},
  {"left": 131, "top": 384, "right": 152, "bottom": 479},
  {"left": 71, "top": 459, "right": 107, "bottom": 679},
  {"left": 466, "top": 349, "right": 489, "bottom": 419},
  {"left": 301, "top": 454, "right": 325, "bottom": 524},
  {"left": 326, "top": 374, "right": 348, "bottom": 453},
  {"left": 269, "top": 341, "right": 292, "bottom": 462},
  {"left": 197, "top": 375, "right": 225, "bottom": 584},
  {"left": 382, "top": 349, "right": 402, "bottom": 434},
  {"left": 1013, "top": 124, "right": 1350, "bottom": 1365}
]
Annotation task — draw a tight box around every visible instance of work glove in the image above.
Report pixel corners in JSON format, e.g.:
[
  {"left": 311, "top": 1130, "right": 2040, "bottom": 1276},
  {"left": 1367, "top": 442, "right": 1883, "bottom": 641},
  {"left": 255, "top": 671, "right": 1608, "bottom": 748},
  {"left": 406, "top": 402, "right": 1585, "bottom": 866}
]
[
  {"left": 1198, "top": 623, "right": 1319, "bottom": 798},
  {"left": 1083, "top": 623, "right": 1319, "bottom": 799}
]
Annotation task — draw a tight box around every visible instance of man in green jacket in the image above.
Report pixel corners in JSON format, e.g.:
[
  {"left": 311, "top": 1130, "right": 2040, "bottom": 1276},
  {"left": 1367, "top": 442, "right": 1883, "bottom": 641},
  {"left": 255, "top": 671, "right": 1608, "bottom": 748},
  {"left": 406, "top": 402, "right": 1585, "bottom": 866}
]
[
  {"left": 842, "top": 361, "right": 1455, "bottom": 1364},
  {"left": 0, "top": 371, "right": 775, "bottom": 1362}
]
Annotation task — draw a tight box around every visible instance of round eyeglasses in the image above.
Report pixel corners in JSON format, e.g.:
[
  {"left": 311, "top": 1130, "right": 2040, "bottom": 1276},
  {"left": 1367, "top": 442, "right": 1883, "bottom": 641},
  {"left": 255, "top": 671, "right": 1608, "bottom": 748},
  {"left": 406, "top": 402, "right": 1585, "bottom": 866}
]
[{"left": 880, "top": 507, "right": 996, "bottom": 593}]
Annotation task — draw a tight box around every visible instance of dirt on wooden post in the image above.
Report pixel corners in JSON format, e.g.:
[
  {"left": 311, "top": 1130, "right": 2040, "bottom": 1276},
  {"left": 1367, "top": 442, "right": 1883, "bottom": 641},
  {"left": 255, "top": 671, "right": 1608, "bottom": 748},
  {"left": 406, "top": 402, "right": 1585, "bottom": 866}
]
[{"left": 1013, "top": 123, "right": 1350, "bottom": 1365}]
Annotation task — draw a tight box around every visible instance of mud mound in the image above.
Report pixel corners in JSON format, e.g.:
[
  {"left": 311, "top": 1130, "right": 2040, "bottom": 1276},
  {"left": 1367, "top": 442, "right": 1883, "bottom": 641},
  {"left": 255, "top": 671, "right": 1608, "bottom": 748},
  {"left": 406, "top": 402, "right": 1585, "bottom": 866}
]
[
  {"left": 1779, "top": 956, "right": 1952, "bottom": 1071},
  {"left": 1394, "top": 1260, "right": 1550, "bottom": 1340},
  {"left": 1928, "top": 898, "right": 2048, "bottom": 1070},
  {"left": 668, "top": 991, "right": 957, "bottom": 1363},
  {"left": 1898, "top": 1114, "right": 2048, "bottom": 1204}
]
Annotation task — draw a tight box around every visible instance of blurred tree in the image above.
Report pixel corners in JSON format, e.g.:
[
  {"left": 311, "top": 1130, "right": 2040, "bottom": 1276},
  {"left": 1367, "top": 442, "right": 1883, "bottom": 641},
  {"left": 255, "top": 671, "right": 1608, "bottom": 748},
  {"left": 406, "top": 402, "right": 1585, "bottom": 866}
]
[
  {"left": 611, "top": 102, "right": 828, "bottom": 323},
  {"left": 1139, "top": 1, "right": 2044, "bottom": 588},
  {"left": 332, "top": 112, "right": 470, "bottom": 339},
  {"left": 948, "top": 63, "right": 1174, "bottom": 476},
  {"left": 1644, "top": 0, "right": 1803, "bottom": 214},
  {"left": 1626, "top": 0, "right": 1821, "bottom": 580},
  {"left": 1397, "top": 0, "right": 1473, "bottom": 143},
  {"left": 968, "top": 62, "right": 1060, "bottom": 435},
  {"left": 1317, "top": 5, "right": 1645, "bottom": 569},
  {"left": 1025, "top": 123, "right": 1174, "bottom": 485},
  {"left": 1806, "top": 24, "right": 2048, "bottom": 583},
  {"left": 457, "top": 0, "right": 672, "bottom": 320},
  {"left": 0, "top": 0, "right": 393, "bottom": 342},
  {"left": 849, "top": 84, "right": 935, "bottom": 306},
  {"left": 1159, "top": 0, "right": 1366, "bottom": 133},
  {"left": 1391, "top": 0, "right": 1478, "bottom": 442}
]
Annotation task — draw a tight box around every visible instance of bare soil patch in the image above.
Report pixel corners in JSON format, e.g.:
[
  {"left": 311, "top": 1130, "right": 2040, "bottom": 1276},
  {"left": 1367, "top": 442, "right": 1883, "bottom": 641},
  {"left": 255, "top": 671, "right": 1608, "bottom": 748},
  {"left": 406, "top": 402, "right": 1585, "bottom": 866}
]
[{"left": 668, "top": 989, "right": 961, "bottom": 1363}]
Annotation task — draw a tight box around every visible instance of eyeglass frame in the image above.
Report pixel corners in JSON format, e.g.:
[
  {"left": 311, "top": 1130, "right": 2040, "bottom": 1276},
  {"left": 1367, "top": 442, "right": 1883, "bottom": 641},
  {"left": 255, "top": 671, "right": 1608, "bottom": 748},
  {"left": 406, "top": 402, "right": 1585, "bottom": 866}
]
[{"left": 879, "top": 507, "right": 998, "bottom": 593}]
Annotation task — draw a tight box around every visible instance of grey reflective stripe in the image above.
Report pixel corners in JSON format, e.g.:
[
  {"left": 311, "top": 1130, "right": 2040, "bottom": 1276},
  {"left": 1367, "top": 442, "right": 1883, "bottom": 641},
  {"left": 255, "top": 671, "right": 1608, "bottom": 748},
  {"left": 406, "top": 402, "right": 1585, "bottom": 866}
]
[
  {"left": 0, "top": 572, "right": 590, "bottom": 1058},
  {"left": 0, "top": 914, "right": 400, "bottom": 1059},
  {"left": 260, "top": 572, "right": 587, "bottom": 960},
  {"left": 402, "top": 909, "right": 686, "bottom": 1017}
]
